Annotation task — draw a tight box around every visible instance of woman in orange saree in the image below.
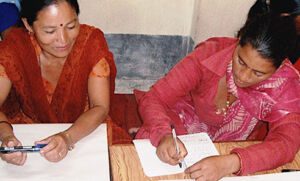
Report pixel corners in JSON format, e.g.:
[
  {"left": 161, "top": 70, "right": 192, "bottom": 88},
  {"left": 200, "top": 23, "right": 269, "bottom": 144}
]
[{"left": 0, "top": 0, "right": 119, "bottom": 165}]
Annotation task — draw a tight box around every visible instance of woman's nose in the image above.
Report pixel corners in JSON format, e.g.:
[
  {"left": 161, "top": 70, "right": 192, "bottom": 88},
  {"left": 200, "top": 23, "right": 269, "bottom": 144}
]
[
  {"left": 239, "top": 68, "right": 252, "bottom": 82},
  {"left": 56, "top": 29, "right": 68, "bottom": 44}
]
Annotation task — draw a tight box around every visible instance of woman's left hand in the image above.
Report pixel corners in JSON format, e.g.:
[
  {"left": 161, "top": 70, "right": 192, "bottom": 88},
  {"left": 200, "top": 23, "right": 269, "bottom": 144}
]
[
  {"left": 35, "top": 133, "right": 69, "bottom": 162},
  {"left": 185, "top": 154, "right": 240, "bottom": 181}
]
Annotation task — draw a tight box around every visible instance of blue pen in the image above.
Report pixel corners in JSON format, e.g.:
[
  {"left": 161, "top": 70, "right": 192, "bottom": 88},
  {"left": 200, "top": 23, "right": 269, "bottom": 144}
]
[{"left": 0, "top": 144, "right": 47, "bottom": 154}]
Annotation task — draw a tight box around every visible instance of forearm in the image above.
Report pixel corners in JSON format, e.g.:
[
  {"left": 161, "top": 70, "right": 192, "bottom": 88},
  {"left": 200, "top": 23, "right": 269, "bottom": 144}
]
[
  {"left": 138, "top": 91, "right": 173, "bottom": 146},
  {"left": 63, "top": 105, "right": 108, "bottom": 146},
  {"left": 231, "top": 114, "right": 300, "bottom": 175}
]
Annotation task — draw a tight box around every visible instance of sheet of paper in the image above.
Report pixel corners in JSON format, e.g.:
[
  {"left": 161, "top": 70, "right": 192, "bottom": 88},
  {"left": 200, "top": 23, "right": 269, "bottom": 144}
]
[
  {"left": 0, "top": 123, "right": 110, "bottom": 181},
  {"left": 159, "top": 171, "right": 300, "bottom": 181},
  {"left": 133, "top": 132, "right": 219, "bottom": 177},
  {"left": 179, "top": 133, "right": 219, "bottom": 167}
]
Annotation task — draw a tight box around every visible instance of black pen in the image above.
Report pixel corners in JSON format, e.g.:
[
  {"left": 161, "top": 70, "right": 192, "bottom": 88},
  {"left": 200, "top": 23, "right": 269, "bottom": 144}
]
[
  {"left": 281, "top": 169, "right": 300, "bottom": 172},
  {"left": 0, "top": 144, "right": 47, "bottom": 154}
]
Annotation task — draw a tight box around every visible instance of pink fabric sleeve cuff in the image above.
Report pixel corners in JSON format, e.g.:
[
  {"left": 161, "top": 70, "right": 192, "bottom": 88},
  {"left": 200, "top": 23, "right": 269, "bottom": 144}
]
[{"left": 150, "top": 126, "right": 172, "bottom": 147}]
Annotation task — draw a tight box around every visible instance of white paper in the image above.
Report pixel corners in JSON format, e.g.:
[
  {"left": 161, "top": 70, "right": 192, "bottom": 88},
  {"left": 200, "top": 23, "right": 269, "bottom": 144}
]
[
  {"left": 159, "top": 171, "right": 300, "bottom": 181},
  {"left": 133, "top": 132, "right": 219, "bottom": 177},
  {"left": 0, "top": 123, "right": 110, "bottom": 181}
]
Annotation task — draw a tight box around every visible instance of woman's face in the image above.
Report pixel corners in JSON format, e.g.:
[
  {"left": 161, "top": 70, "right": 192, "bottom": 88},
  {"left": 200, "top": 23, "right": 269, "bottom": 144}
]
[
  {"left": 232, "top": 44, "right": 276, "bottom": 88},
  {"left": 26, "top": 1, "right": 80, "bottom": 59}
]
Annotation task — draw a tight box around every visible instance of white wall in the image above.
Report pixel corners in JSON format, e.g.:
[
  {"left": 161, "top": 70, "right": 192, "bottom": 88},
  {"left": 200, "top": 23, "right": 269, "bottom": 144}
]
[
  {"left": 78, "top": 0, "right": 195, "bottom": 36},
  {"left": 191, "top": 0, "right": 256, "bottom": 43},
  {"left": 79, "top": 0, "right": 255, "bottom": 42}
]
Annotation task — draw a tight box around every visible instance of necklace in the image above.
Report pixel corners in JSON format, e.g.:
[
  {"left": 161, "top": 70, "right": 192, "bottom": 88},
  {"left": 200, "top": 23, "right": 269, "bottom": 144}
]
[{"left": 215, "top": 92, "right": 230, "bottom": 116}]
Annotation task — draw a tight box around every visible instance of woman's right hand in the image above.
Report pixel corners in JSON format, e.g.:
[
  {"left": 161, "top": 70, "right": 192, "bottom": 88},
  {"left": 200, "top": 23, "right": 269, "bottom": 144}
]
[
  {"left": 0, "top": 135, "right": 27, "bottom": 166},
  {"left": 156, "top": 134, "right": 187, "bottom": 165}
]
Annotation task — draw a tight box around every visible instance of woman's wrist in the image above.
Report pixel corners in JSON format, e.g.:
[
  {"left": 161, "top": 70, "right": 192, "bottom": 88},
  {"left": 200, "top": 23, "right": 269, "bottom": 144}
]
[
  {"left": 0, "top": 121, "right": 14, "bottom": 141},
  {"left": 227, "top": 153, "right": 241, "bottom": 174},
  {"left": 60, "top": 131, "right": 75, "bottom": 151},
  {"left": 0, "top": 121, "right": 13, "bottom": 130}
]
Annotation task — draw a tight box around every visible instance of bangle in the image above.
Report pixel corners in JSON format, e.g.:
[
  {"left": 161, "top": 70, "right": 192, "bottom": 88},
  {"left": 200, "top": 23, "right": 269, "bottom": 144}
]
[
  {"left": 232, "top": 152, "right": 243, "bottom": 175},
  {"left": 60, "top": 131, "right": 75, "bottom": 151},
  {"left": 0, "top": 121, "right": 13, "bottom": 130}
]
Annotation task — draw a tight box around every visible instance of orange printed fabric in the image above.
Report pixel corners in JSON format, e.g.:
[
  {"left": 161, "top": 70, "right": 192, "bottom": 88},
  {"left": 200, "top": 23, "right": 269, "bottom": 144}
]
[
  {"left": 89, "top": 58, "right": 110, "bottom": 78},
  {"left": 0, "top": 64, "right": 7, "bottom": 78}
]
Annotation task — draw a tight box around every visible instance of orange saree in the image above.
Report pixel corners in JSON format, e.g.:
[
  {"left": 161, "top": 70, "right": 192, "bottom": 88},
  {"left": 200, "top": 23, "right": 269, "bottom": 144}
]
[
  {"left": 0, "top": 24, "right": 116, "bottom": 124},
  {"left": 0, "top": 25, "right": 132, "bottom": 144}
]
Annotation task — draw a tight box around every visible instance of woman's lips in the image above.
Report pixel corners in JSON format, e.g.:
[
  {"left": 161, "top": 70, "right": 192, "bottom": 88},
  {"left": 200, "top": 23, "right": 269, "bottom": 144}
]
[{"left": 55, "top": 44, "right": 70, "bottom": 51}]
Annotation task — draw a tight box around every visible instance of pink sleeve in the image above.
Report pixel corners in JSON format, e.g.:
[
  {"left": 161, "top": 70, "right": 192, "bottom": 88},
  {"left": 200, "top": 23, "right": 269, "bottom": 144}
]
[
  {"left": 137, "top": 37, "right": 238, "bottom": 147},
  {"left": 137, "top": 48, "right": 205, "bottom": 146},
  {"left": 231, "top": 113, "right": 300, "bottom": 175}
]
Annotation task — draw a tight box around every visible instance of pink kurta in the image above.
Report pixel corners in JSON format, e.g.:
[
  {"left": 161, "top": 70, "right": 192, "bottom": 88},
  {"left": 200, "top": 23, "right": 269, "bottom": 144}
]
[{"left": 136, "top": 37, "right": 300, "bottom": 175}]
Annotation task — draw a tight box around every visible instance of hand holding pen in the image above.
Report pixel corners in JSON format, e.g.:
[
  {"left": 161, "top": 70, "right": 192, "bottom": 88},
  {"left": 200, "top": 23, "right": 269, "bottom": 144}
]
[
  {"left": 171, "top": 125, "right": 187, "bottom": 168},
  {"left": 156, "top": 125, "right": 187, "bottom": 168},
  {"left": 0, "top": 135, "right": 27, "bottom": 166}
]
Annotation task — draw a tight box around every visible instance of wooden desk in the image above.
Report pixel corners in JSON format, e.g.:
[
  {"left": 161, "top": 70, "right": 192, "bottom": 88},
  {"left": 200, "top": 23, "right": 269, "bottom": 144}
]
[{"left": 109, "top": 142, "right": 300, "bottom": 181}]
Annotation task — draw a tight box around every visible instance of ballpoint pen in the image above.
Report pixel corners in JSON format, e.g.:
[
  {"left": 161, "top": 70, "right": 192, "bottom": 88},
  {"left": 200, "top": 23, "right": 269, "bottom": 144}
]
[
  {"left": 281, "top": 169, "right": 300, "bottom": 172},
  {"left": 171, "top": 125, "right": 188, "bottom": 169},
  {"left": 0, "top": 144, "right": 47, "bottom": 154}
]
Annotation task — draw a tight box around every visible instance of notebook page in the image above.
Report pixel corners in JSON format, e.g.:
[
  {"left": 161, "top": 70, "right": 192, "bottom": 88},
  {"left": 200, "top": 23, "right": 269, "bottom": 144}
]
[
  {"left": 179, "top": 133, "right": 219, "bottom": 166},
  {"left": 133, "top": 132, "right": 219, "bottom": 177}
]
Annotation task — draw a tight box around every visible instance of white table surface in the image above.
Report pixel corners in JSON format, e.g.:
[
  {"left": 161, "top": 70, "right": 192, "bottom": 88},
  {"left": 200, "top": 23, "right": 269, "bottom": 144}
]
[{"left": 0, "top": 123, "right": 110, "bottom": 181}]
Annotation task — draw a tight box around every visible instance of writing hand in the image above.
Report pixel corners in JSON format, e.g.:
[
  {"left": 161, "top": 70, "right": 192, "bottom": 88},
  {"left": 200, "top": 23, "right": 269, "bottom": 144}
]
[
  {"left": 0, "top": 135, "right": 27, "bottom": 166},
  {"left": 156, "top": 134, "right": 187, "bottom": 166},
  {"left": 185, "top": 154, "right": 240, "bottom": 181}
]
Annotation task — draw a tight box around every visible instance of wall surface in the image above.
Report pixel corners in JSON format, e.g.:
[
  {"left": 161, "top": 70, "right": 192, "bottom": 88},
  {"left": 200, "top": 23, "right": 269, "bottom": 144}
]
[
  {"left": 78, "top": 0, "right": 255, "bottom": 93},
  {"left": 191, "top": 0, "right": 256, "bottom": 43},
  {"left": 78, "top": 0, "right": 194, "bottom": 35}
]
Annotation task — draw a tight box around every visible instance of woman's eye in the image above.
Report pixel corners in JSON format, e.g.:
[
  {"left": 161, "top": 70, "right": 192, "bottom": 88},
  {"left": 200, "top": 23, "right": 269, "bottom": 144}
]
[
  {"left": 238, "top": 59, "right": 245, "bottom": 66},
  {"left": 45, "top": 31, "right": 55, "bottom": 34},
  {"left": 44, "top": 30, "right": 55, "bottom": 34},
  {"left": 67, "top": 23, "right": 77, "bottom": 30},
  {"left": 67, "top": 25, "right": 75, "bottom": 30},
  {"left": 254, "top": 71, "right": 264, "bottom": 77}
]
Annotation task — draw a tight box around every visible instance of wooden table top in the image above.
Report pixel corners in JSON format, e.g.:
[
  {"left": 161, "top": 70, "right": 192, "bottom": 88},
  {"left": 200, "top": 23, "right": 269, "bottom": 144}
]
[{"left": 109, "top": 141, "right": 300, "bottom": 181}]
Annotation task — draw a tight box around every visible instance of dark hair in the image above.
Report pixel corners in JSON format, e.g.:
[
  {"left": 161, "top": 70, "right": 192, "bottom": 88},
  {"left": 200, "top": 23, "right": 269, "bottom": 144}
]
[
  {"left": 239, "top": 14, "right": 297, "bottom": 68},
  {"left": 237, "top": 0, "right": 271, "bottom": 37},
  {"left": 247, "top": 0, "right": 270, "bottom": 21},
  {"left": 20, "top": 0, "right": 80, "bottom": 26},
  {"left": 247, "top": 0, "right": 300, "bottom": 18},
  {"left": 270, "top": 0, "right": 300, "bottom": 16},
  {"left": 268, "top": 0, "right": 300, "bottom": 63}
]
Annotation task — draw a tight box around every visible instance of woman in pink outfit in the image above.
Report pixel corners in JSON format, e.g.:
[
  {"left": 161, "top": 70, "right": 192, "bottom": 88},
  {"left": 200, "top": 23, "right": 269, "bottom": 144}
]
[{"left": 136, "top": 13, "right": 300, "bottom": 181}]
